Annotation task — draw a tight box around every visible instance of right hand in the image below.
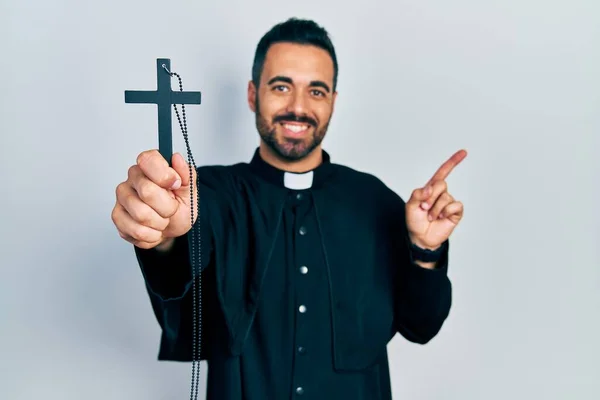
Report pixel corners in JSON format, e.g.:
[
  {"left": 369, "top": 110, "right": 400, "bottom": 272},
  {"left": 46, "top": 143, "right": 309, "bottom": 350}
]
[{"left": 111, "top": 150, "right": 198, "bottom": 251}]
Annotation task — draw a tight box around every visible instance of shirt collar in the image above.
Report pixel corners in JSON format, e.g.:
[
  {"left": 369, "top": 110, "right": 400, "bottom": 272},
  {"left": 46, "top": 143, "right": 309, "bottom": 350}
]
[{"left": 248, "top": 147, "right": 335, "bottom": 189}]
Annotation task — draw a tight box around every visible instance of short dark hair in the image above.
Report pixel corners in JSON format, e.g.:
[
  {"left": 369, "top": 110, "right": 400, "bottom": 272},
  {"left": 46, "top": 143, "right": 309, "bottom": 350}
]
[{"left": 251, "top": 18, "right": 339, "bottom": 91}]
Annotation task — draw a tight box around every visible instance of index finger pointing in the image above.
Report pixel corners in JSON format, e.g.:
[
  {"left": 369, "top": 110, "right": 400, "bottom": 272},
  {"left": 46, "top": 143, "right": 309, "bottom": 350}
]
[{"left": 427, "top": 149, "right": 467, "bottom": 184}]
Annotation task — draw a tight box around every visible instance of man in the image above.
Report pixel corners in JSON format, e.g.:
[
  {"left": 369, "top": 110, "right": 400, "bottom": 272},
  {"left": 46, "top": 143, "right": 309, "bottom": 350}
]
[{"left": 112, "top": 17, "right": 466, "bottom": 400}]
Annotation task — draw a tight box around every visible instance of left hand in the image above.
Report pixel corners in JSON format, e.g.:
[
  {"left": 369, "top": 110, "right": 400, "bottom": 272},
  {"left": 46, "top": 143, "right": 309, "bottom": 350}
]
[{"left": 405, "top": 150, "right": 467, "bottom": 250}]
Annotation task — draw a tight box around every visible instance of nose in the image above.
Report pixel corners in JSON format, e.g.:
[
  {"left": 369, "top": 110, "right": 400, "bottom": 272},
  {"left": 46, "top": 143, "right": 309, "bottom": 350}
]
[{"left": 287, "top": 90, "right": 308, "bottom": 116}]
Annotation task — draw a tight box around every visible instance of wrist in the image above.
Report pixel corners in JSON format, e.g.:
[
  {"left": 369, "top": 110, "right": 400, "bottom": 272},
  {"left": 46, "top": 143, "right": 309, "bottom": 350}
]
[
  {"left": 408, "top": 240, "right": 447, "bottom": 264},
  {"left": 155, "top": 237, "right": 176, "bottom": 253},
  {"left": 408, "top": 236, "right": 441, "bottom": 251}
]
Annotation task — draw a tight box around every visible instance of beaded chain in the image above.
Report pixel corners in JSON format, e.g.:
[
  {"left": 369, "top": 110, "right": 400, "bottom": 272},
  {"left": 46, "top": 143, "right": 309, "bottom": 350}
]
[{"left": 162, "top": 64, "right": 202, "bottom": 400}]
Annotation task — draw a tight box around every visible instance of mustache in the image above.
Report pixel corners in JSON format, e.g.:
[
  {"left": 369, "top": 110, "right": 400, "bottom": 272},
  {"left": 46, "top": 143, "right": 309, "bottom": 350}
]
[{"left": 273, "top": 113, "right": 317, "bottom": 127}]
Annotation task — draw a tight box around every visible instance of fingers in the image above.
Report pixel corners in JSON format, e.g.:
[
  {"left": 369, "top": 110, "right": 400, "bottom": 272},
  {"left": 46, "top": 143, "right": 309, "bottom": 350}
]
[
  {"left": 427, "top": 149, "right": 467, "bottom": 185},
  {"left": 407, "top": 185, "right": 432, "bottom": 205},
  {"left": 439, "top": 200, "right": 464, "bottom": 223},
  {"left": 408, "top": 178, "right": 463, "bottom": 222},
  {"left": 428, "top": 192, "right": 453, "bottom": 221},
  {"left": 417, "top": 180, "right": 447, "bottom": 211},
  {"left": 112, "top": 150, "right": 194, "bottom": 250},
  {"left": 137, "top": 149, "right": 182, "bottom": 190},
  {"left": 127, "top": 165, "right": 180, "bottom": 218},
  {"left": 111, "top": 202, "right": 164, "bottom": 249},
  {"left": 115, "top": 182, "right": 171, "bottom": 231}
]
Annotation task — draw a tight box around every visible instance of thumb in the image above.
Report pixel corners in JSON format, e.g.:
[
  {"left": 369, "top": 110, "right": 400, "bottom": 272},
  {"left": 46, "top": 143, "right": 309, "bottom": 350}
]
[{"left": 171, "top": 152, "right": 195, "bottom": 188}]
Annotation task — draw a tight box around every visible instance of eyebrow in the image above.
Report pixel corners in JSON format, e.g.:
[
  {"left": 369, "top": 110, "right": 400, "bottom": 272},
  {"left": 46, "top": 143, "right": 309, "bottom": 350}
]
[{"left": 267, "top": 75, "right": 331, "bottom": 93}]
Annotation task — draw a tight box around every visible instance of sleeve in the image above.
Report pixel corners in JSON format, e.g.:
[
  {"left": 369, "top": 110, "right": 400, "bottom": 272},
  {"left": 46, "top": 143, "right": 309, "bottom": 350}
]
[
  {"left": 134, "top": 187, "right": 215, "bottom": 302},
  {"left": 135, "top": 231, "right": 196, "bottom": 301},
  {"left": 131, "top": 166, "right": 220, "bottom": 361},
  {"left": 391, "top": 194, "right": 453, "bottom": 344}
]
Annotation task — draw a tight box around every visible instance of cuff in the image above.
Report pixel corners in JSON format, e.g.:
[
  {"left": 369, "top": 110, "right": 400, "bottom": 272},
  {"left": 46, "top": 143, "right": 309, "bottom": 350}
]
[{"left": 134, "top": 234, "right": 193, "bottom": 301}]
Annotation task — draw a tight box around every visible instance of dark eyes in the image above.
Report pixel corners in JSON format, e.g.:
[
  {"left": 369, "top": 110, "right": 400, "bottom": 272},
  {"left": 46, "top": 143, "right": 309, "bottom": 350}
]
[{"left": 272, "top": 85, "right": 325, "bottom": 97}]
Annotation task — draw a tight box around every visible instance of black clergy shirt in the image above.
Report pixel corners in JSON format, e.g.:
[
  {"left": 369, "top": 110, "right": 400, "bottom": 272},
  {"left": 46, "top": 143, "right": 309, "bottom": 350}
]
[{"left": 134, "top": 148, "right": 452, "bottom": 400}]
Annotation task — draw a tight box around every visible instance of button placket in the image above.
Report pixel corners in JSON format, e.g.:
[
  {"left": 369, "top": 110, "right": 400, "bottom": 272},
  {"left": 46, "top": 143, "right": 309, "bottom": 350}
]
[{"left": 291, "top": 191, "right": 313, "bottom": 398}]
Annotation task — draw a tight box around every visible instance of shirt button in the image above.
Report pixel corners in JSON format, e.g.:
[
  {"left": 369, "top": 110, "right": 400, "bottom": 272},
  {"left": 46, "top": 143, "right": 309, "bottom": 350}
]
[
  {"left": 299, "top": 266, "right": 308, "bottom": 274},
  {"left": 296, "top": 193, "right": 303, "bottom": 200},
  {"left": 299, "top": 226, "right": 307, "bottom": 235},
  {"left": 296, "top": 387, "right": 304, "bottom": 395},
  {"left": 298, "top": 346, "right": 306, "bottom": 354},
  {"left": 298, "top": 305, "right": 307, "bottom": 313}
]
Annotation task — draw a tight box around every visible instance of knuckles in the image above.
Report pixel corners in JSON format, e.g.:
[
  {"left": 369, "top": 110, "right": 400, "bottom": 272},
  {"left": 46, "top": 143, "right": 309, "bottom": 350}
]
[
  {"left": 440, "top": 191, "right": 453, "bottom": 202},
  {"left": 131, "top": 205, "right": 154, "bottom": 226},
  {"left": 117, "top": 230, "right": 130, "bottom": 241},
  {"left": 115, "top": 182, "right": 128, "bottom": 200},
  {"left": 163, "top": 204, "right": 179, "bottom": 220},
  {"left": 136, "top": 179, "right": 158, "bottom": 202},
  {"left": 110, "top": 203, "right": 121, "bottom": 225},
  {"left": 136, "top": 149, "right": 158, "bottom": 167},
  {"left": 132, "top": 207, "right": 170, "bottom": 231},
  {"left": 131, "top": 224, "right": 159, "bottom": 243},
  {"left": 127, "top": 165, "right": 139, "bottom": 181}
]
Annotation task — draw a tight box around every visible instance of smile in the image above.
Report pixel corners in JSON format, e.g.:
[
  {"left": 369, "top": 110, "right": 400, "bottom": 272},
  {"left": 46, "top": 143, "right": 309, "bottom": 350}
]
[{"left": 281, "top": 123, "right": 310, "bottom": 134}]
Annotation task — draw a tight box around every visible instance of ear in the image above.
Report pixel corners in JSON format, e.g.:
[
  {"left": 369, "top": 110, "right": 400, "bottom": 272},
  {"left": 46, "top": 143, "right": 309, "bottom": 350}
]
[{"left": 247, "top": 80, "right": 257, "bottom": 112}]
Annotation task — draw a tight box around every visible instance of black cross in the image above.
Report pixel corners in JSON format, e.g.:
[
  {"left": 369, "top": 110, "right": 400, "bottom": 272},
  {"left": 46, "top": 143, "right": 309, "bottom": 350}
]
[{"left": 124, "top": 58, "right": 201, "bottom": 165}]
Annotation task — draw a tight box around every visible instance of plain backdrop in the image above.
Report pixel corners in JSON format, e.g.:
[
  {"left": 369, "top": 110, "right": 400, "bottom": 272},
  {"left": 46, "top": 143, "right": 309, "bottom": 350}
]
[{"left": 1, "top": 0, "right": 599, "bottom": 399}]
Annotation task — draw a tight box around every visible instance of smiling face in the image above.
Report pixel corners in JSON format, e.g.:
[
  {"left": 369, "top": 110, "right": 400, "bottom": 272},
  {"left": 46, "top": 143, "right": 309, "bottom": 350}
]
[{"left": 248, "top": 42, "right": 337, "bottom": 168}]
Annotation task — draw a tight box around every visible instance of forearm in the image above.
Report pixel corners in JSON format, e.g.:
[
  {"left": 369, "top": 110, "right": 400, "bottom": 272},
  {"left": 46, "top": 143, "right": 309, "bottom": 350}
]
[
  {"left": 135, "top": 234, "right": 194, "bottom": 301},
  {"left": 395, "top": 247, "right": 452, "bottom": 343}
]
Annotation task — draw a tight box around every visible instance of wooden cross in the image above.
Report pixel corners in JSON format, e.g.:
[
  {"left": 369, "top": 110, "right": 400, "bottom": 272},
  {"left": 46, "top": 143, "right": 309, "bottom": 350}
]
[{"left": 124, "top": 58, "right": 201, "bottom": 165}]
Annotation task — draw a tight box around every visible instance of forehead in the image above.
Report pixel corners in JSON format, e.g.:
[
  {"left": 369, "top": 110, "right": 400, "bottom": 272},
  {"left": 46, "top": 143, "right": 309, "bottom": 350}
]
[{"left": 261, "top": 42, "right": 334, "bottom": 86}]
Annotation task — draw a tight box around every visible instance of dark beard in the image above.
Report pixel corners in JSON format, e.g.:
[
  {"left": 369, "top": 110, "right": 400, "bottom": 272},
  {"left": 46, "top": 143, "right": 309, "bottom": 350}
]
[{"left": 255, "top": 98, "right": 329, "bottom": 162}]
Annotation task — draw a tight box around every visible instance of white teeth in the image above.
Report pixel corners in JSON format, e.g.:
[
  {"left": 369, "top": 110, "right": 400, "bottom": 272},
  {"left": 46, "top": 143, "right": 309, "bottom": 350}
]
[{"left": 283, "top": 124, "right": 308, "bottom": 133}]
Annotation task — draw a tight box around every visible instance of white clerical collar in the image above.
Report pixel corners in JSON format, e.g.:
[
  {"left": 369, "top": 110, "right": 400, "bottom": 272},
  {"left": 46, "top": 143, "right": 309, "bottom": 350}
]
[
  {"left": 284, "top": 171, "right": 314, "bottom": 190},
  {"left": 249, "top": 148, "right": 333, "bottom": 189}
]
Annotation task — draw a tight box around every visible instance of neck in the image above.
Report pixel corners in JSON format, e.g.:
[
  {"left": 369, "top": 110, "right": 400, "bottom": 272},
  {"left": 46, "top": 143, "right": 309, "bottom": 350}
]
[{"left": 259, "top": 142, "right": 323, "bottom": 173}]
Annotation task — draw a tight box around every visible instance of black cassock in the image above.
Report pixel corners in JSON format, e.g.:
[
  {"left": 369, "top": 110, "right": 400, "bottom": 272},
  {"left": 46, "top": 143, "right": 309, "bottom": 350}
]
[{"left": 135, "top": 148, "right": 452, "bottom": 400}]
